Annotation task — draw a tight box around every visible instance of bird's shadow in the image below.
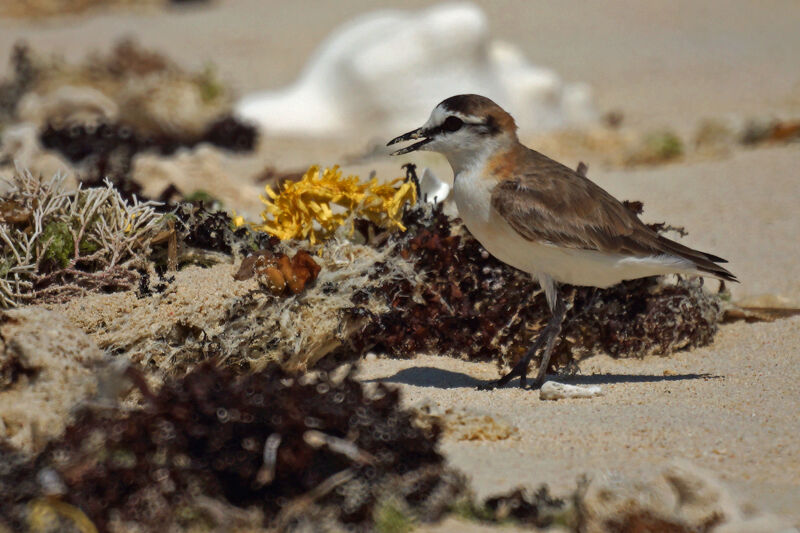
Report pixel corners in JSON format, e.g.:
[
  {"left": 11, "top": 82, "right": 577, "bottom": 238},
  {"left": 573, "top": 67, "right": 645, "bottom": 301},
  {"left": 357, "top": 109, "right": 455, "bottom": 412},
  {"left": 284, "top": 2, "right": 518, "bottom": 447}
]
[{"left": 364, "top": 366, "right": 721, "bottom": 390}]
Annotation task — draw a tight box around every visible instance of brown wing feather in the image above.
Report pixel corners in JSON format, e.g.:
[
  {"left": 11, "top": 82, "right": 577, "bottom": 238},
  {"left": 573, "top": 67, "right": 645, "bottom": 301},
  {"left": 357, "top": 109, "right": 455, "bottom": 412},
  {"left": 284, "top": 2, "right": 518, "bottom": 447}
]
[{"left": 490, "top": 149, "right": 737, "bottom": 281}]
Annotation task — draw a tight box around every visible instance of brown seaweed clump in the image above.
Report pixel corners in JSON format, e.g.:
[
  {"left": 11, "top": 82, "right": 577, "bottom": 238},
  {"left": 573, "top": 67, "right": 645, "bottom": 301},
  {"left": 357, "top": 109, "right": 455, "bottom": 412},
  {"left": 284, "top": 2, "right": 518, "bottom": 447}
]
[
  {"left": 349, "top": 202, "right": 723, "bottom": 374},
  {"left": 38, "top": 115, "right": 257, "bottom": 201},
  {"left": 0, "top": 361, "right": 464, "bottom": 532},
  {"left": 234, "top": 249, "right": 321, "bottom": 295}
]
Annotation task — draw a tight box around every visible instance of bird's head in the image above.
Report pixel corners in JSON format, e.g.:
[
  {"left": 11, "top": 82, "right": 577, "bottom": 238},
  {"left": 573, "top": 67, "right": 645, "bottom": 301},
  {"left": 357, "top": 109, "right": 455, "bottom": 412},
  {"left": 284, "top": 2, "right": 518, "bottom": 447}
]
[{"left": 387, "top": 94, "right": 518, "bottom": 173}]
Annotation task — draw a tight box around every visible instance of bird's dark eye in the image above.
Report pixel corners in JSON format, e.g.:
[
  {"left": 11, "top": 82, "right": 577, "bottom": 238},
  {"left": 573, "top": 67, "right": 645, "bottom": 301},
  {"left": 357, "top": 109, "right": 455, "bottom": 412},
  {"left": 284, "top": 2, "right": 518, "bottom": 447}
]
[{"left": 442, "top": 116, "right": 463, "bottom": 132}]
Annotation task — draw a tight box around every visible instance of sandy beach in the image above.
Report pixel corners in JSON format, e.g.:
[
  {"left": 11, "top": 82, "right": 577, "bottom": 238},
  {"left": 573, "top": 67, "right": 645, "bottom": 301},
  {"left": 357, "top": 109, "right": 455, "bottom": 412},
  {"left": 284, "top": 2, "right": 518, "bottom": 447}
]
[{"left": 1, "top": 0, "right": 799, "bottom": 530}]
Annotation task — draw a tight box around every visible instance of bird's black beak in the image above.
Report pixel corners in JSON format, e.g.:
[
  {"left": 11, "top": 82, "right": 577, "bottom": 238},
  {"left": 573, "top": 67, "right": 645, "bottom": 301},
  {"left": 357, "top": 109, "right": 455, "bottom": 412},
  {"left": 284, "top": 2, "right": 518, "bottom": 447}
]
[{"left": 387, "top": 127, "right": 431, "bottom": 155}]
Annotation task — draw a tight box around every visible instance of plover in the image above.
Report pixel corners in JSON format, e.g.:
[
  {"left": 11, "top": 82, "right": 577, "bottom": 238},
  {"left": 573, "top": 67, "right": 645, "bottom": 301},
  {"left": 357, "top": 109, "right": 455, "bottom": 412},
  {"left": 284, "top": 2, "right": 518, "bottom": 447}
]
[{"left": 388, "top": 94, "right": 736, "bottom": 389}]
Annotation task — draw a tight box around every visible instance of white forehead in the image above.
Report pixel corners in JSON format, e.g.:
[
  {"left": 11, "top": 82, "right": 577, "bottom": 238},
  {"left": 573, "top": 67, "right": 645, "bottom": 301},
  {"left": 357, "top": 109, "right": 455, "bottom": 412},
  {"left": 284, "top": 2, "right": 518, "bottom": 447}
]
[{"left": 422, "top": 105, "right": 477, "bottom": 129}]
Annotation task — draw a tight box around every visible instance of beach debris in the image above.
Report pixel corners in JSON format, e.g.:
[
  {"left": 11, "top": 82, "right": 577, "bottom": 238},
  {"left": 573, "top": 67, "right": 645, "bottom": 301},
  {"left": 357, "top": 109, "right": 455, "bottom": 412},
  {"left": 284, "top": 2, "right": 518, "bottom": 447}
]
[
  {"left": 527, "top": 113, "right": 800, "bottom": 170},
  {"left": 539, "top": 381, "right": 603, "bottom": 401},
  {"left": 0, "top": 45, "right": 37, "bottom": 126},
  {"left": 525, "top": 125, "right": 688, "bottom": 169},
  {"left": 132, "top": 145, "right": 264, "bottom": 214},
  {"left": 483, "top": 486, "right": 566, "bottom": 527},
  {"left": 217, "top": 237, "right": 419, "bottom": 373},
  {"left": 413, "top": 400, "right": 518, "bottom": 442},
  {"left": 721, "top": 293, "right": 800, "bottom": 323},
  {"left": 173, "top": 202, "right": 267, "bottom": 258},
  {"left": 235, "top": 4, "right": 594, "bottom": 137},
  {"left": 234, "top": 249, "right": 321, "bottom": 295},
  {"left": 1, "top": 41, "right": 233, "bottom": 137},
  {"left": 453, "top": 460, "right": 792, "bottom": 532},
  {"left": 722, "top": 305, "right": 800, "bottom": 323},
  {"left": 419, "top": 167, "right": 451, "bottom": 204},
  {"left": 39, "top": 114, "right": 256, "bottom": 161},
  {"left": 0, "top": 0, "right": 176, "bottom": 18},
  {"left": 355, "top": 203, "right": 723, "bottom": 375},
  {"left": 624, "top": 129, "right": 684, "bottom": 166},
  {"left": 576, "top": 460, "right": 796, "bottom": 533},
  {"left": 56, "top": 263, "right": 260, "bottom": 377},
  {"left": 54, "top": 193, "right": 726, "bottom": 377},
  {"left": 0, "top": 361, "right": 465, "bottom": 531},
  {"left": 38, "top": 115, "right": 256, "bottom": 202},
  {"left": 0, "top": 41, "right": 257, "bottom": 203},
  {"left": 740, "top": 118, "right": 800, "bottom": 145},
  {"left": 0, "top": 170, "right": 163, "bottom": 307},
  {"left": 255, "top": 165, "right": 416, "bottom": 243},
  {"left": 694, "top": 118, "right": 736, "bottom": 155},
  {"left": 0, "top": 307, "right": 105, "bottom": 454}
]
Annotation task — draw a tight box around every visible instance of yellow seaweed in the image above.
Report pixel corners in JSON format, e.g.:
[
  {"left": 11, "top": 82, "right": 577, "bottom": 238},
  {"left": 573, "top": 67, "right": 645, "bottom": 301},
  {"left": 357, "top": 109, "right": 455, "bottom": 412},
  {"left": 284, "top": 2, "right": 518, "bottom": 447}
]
[{"left": 254, "top": 165, "right": 416, "bottom": 243}]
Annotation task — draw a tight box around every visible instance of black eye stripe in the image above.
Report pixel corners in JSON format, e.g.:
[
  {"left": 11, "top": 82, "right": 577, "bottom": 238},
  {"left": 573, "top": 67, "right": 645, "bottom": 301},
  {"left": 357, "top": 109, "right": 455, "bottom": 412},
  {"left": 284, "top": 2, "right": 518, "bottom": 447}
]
[{"left": 425, "top": 117, "right": 485, "bottom": 138}]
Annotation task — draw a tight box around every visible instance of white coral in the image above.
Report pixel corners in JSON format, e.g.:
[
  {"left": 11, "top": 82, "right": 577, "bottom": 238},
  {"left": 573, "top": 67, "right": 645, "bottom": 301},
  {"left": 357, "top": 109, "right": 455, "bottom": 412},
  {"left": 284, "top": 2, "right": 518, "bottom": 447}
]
[
  {"left": 235, "top": 3, "right": 595, "bottom": 137},
  {"left": 0, "top": 169, "right": 163, "bottom": 306}
]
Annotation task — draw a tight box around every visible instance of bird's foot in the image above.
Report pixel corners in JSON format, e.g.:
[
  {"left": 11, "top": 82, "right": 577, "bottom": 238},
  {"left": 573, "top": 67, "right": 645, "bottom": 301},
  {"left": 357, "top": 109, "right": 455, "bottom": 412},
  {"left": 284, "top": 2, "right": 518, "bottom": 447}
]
[
  {"left": 476, "top": 378, "right": 507, "bottom": 391},
  {"left": 529, "top": 375, "right": 546, "bottom": 390},
  {"left": 476, "top": 367, "right": 529, "bottom": 390},
  {"left": 476, "top": 372, "right": 548, "bottom": 391}
]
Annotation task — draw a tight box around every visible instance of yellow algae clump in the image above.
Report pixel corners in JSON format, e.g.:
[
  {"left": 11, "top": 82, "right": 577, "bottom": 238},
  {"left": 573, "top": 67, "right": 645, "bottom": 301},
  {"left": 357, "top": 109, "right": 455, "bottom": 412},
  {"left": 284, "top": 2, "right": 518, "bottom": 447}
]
[
  {"left": 230, "top": 211, "right": 246, "bottom": 228},
  {"left": 255, "top": 165, "right": 416, "bottom": 243}
]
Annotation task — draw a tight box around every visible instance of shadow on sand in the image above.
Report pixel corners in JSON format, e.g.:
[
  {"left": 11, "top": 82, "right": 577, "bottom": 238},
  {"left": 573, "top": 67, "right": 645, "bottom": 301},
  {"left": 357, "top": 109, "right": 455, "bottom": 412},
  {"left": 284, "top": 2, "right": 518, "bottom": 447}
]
[{"left": 365, "top": 366, "right": 722, "bottom": 390}]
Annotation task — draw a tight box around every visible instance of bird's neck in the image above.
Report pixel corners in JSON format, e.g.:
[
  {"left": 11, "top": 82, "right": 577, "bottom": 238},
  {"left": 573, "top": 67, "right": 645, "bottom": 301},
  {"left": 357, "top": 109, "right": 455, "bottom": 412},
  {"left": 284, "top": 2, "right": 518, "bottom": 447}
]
[{"left": 447, "top": 137, "right": 524, "bottom": 178}]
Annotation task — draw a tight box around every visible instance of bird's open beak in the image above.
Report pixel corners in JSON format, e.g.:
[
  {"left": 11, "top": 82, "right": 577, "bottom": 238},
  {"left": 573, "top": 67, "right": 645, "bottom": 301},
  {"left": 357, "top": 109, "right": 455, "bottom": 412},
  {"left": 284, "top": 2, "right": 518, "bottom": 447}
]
[{"left": 387, "top": 127, "right": 431, "bottom": 155}]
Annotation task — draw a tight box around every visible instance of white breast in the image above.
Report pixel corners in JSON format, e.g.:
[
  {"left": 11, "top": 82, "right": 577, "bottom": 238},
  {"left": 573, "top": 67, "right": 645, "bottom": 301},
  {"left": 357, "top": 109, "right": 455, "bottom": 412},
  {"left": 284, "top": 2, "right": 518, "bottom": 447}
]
[{"left": 452, "top": 168, "right": 697, "bottom": 288}]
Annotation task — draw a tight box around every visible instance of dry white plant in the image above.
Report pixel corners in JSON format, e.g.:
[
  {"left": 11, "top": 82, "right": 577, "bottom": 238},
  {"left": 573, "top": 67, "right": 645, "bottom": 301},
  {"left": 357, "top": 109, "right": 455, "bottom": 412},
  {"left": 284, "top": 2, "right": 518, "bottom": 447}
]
[{"left": 0, "top": 168, "right": 163, "bottom": 306}]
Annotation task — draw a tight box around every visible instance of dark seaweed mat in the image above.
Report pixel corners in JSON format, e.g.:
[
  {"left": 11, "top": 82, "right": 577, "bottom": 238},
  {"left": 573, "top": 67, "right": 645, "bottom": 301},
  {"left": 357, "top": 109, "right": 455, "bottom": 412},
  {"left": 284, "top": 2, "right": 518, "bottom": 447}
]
[
  {"left": 484, "top": 486, "right": 565, "bottom": 527},
  {"left": 0, "top": 44, "right": 36, "bottom": 125},
  {"left": 173, "top": 202, "right": 276, "bottom": 257},
  {"left": 40, "top": 116, "right": 257, "bottom": 162},
  {"left": 0, "top": 362, "right": 458, "bottom": 532},
  {"left": 39, "top": 116, "right": 257, "bottom": 201},
  {"left": 348, "top": 203, "right": 721, "bottom": 372}
]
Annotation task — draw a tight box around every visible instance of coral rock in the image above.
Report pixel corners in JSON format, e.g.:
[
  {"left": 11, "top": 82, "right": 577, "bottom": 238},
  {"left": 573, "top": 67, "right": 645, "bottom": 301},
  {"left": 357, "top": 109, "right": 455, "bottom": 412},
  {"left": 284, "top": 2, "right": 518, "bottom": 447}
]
[
  {"left": 236, "top": 4, "right": 594, "bottom": 137},
  {"left": 539, "top": 381, "right": 603, "bottom": 401}
]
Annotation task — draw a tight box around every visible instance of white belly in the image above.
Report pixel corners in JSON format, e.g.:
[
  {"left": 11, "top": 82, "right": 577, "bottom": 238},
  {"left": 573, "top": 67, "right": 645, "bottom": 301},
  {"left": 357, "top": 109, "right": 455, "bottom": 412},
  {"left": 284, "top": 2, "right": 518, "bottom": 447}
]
[{"left": 452, "top": 170, "right": 696, "bottom": 288}]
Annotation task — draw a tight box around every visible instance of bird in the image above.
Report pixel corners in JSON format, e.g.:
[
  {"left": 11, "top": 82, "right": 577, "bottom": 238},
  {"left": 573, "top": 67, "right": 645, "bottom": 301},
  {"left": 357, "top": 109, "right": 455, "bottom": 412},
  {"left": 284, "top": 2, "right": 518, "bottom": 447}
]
[{"left": 387, "top": 94, "right": 736, "bottom": 390}]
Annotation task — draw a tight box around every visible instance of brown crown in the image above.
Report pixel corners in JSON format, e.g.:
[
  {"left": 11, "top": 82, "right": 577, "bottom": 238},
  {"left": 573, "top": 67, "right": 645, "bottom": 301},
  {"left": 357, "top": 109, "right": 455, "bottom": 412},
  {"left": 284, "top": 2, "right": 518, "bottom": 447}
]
[{"left": 439, "top": 94, "right": 517, "bottom": 135}]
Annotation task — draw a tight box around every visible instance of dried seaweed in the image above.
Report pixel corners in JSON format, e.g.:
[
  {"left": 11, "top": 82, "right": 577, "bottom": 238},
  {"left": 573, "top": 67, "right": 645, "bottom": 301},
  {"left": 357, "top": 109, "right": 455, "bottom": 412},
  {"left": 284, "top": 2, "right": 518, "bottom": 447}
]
[
  {"left": 0, "top": 44, "right": 36, "bottom": 126},
  {"left": 40, "top": 116, "right": 256, "bottom": 162},
  {"left": 216, "top": 236, "right": 415, "bottom": 374},
  {"left": 0, "top": 0, "right": 168, "bottom": 19},
  {"left": 484, "top": 486, "right": 565, "bottom": 527},
  {"left": 1, "top": 41, "right": 256, "bottom": 202},
  {"left": 349, "top": 203, "right": 722, "bottom": 373},
  {"left": 234, "top": 249, "right": 321, "bottom": 295},
  {"left": 0, "top": 361, "right": 463, "bottom": 532},
  {"left": 39, "top": 116, "right": 256, "bottom": 200},
  {"left": 604, "top": 511, "right": 721, "bottom": 533},
  {"left": 172, "top": 202, "right": 273, "bottom": 258},
  {"left": 140, "top": 198, "right": 722, "bottom": 376}
]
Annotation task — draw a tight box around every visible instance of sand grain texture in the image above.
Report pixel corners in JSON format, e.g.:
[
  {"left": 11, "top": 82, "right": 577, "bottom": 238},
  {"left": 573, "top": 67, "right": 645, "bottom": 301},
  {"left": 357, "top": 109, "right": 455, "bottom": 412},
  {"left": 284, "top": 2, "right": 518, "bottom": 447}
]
[{"left": 0, "top": 307, "right": 104, "bottom": 454}]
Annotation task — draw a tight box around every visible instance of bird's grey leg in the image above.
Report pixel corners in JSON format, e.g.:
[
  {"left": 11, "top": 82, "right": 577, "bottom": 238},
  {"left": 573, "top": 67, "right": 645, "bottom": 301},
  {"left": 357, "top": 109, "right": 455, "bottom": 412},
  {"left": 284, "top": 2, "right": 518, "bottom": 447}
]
[
  {"left": 530, "top": 293, "right": 567, "bottom": 388},
  {"left": 478, "top": 288, "right": 566, "bottom": 391}
]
